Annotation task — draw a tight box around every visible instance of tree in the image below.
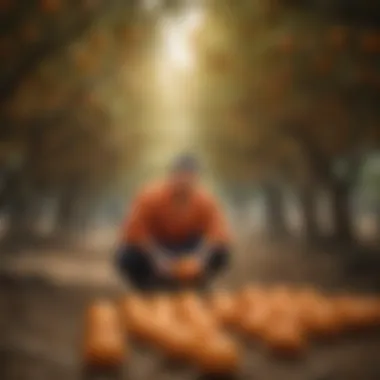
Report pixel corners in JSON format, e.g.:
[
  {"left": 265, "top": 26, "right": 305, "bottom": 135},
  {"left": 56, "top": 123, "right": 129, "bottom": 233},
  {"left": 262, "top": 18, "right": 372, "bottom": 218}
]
[
  {"left": 0, "top": 0, "right": 141, "bottom": 103},
  {"left": 194, "top": 0, "right": 305, "bottom": 238},
  {"left": 0, "top": 2, "right": 151, "bottom": 248},
  {"left": 196, "top": 0, "right": 380, "bottom": 244},
  {"left": 357, "top": 153, "right": 380, "bottom": 239}
]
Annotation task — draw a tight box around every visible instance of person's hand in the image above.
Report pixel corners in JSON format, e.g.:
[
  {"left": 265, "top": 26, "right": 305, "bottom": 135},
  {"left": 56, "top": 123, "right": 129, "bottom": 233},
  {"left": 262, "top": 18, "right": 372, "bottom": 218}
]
[
  {"left": 173, "top": 256, "right": 203, "bottom": 281},
  {"left": 185, "top": 251, "right": 206, "bottom": 265},
  {"left": 153, "top": 254, "right": 173, "bottom": 278}
]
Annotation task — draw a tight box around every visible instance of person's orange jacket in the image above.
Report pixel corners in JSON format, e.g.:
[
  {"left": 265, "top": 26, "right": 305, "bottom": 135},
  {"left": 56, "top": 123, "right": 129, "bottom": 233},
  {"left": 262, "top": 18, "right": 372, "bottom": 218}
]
[{"left": 122, "top": 181, "right": 231, "bottom": 247}]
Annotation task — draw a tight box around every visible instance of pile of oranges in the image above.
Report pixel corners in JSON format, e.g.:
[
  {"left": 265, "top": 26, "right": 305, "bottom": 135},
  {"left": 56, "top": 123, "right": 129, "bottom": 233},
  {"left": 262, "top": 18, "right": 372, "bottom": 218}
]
[{"left": 82, "top": 285, "right": 380, "bottom": 376}]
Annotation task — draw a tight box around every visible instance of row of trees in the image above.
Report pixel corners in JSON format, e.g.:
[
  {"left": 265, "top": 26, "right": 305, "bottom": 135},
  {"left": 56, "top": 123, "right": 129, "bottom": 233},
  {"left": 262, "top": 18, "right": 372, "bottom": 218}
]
[
  {"left": 0, "top": 0, "right": 153, "bottom": 245},
  {"left": 195, "top": 0, "right": 380, "bottom": 244},
  {"left": 1, "top": 0, "right": 379, "bottom": 248}
]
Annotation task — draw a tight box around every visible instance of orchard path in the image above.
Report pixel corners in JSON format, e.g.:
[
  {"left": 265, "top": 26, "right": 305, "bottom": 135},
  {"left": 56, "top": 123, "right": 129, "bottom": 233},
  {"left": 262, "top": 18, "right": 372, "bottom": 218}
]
[{"left": 1, "top": 226, "right": 380, "bottom": 380}]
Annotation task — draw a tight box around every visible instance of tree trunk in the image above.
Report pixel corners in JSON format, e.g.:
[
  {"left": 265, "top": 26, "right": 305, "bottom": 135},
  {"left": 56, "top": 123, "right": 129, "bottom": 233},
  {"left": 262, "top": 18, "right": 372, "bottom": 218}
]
[
  {"left": 23, "top": 193, "right": 43, "bottom": 233},
  {"left": 263, "top": 183, "right": 288, "bottom": 238},
  {"left": 329, "top": 181, "right": 354, "bottom": 242},
  {"left": 74, "top": 195, "right": 96, "bottom": 242},
  {"left": 2, "top": 173, "right": 32, "bottom": 246},
  {"left": 375, "top": 204, "right": 380, "bottom": 243},
  {"left": 299, "top": 187, "right": 320, "bottom": 242},
  {"left": 6, "top": 200, "right": 29, "bottom": 240},
  {"left": 56, "top": 188, "right": 78, "bottom": 236}
]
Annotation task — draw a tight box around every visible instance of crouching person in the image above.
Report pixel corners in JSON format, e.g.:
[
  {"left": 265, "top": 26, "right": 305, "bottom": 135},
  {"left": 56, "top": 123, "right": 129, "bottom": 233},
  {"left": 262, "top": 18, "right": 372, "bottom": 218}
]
[{"left": 115, "top": 154, "right": 232, "bottom": 291}]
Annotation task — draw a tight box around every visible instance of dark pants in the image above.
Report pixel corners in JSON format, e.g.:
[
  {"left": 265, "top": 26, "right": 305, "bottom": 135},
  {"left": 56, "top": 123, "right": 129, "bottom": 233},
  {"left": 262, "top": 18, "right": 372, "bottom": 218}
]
[{"left": 115, "top": 236, "right": 230, "bottom": 291}]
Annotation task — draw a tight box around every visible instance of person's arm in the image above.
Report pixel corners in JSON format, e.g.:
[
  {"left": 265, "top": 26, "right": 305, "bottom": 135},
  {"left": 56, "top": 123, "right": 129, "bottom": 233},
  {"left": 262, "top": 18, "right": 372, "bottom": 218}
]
[
  {"left": 197, "top": 239, "right": 215, "bottom": 263},
  {"left": 140, "top": 238, "right": 173, "bottom": 269},
  {"left": 197, "top": 196, "right": 231, "bottom": 262},
  {"left": 122, "top": 192, "right": 173, "bottom": 273}
]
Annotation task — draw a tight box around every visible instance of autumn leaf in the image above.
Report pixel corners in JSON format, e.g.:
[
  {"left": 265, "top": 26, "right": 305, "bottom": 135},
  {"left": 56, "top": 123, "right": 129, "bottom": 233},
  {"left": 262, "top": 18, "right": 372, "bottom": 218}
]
[
  {"left": 314, "top": 55, "right": 333, "bottom": 76},
  {"left": 19, "top": 22, "right": 40, "bottom": 44},
  {"left": 277, "top": 33, "right": 295, "bottom": 54},
  {"left": 0, "top": 36, "right": 13, "bottom": 59},
  {"left": 40, "top": 0, "right": 61, "bottom": 13},
  {"left": 359, "top": 30, "right": 380, "bottom": 53},
  {"left": 0, "top": 0, "right": 11, "bottom": 13},
  {"left": 327, "top": 26, "right": 348, "bottom": 50}
]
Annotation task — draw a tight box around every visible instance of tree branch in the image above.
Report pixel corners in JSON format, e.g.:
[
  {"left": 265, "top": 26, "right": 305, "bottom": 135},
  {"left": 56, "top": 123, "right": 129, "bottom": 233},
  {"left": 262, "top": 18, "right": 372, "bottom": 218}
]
[{"left": 0, "top": 1, "right": 118, "bottom": 104}]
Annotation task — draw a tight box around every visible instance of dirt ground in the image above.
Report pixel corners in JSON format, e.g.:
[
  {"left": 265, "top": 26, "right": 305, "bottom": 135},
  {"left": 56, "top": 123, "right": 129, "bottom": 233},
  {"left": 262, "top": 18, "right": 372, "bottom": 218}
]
[{"left": 1, "top": 235, "right": 380, "bottom": 380}]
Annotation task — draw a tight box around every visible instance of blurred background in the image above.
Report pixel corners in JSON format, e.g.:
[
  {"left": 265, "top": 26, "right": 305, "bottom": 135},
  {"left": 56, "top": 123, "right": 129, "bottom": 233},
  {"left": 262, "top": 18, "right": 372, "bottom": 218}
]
[{"left": 1, "top": 0, "right": 380, "bottom": 379}]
